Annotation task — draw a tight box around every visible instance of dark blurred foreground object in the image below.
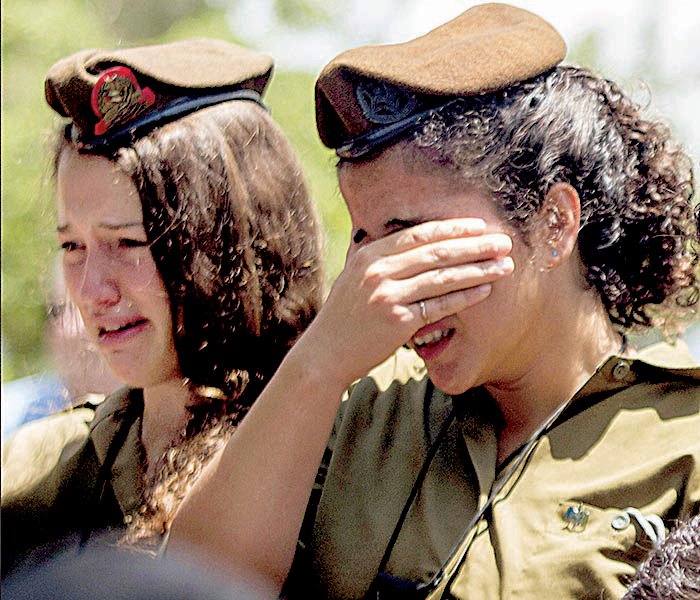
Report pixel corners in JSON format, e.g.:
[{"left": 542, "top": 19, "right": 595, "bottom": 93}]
[
  {"left": 622, "top": 514, "right": 700, "bottom": 600},
  {"left": 3, "top": 544, "right": 275, "bottom": 600}
]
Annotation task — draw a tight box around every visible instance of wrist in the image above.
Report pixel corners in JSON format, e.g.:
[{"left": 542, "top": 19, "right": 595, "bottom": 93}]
[{"left": 281, "top": 328, "right": 355, "bottom": 401}]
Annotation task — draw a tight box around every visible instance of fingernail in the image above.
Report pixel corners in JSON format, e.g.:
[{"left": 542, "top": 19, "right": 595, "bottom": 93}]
[
  {"left": 496, "top": 257, "right": 514, "bottom": 273},
  {"left": 486, "top": 258, "right": 513, "bottom": 276},
  {"left": 494, "top": 235, "right": 513, "bottom": 251},
  {"left": 468, "top": 219, "right": 487, "bottom": 232}
]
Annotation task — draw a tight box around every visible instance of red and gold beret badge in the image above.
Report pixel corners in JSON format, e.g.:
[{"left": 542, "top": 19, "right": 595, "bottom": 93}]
[{"left": 90, "top": 66, "right": 156, "bottom": 135}]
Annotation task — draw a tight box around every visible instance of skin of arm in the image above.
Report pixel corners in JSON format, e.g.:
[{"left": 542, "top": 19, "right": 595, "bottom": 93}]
[{"left": 168, "top": 218, "right": 512, "bottom": 592}]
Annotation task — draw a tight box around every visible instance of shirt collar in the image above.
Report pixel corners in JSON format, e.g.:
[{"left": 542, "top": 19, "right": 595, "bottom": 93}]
[
  {"left": 573, "top": 341, "right": 700, "bottom": 401},
  {"left": 89, "top": 387, "right": 145, "bottom": 516}
]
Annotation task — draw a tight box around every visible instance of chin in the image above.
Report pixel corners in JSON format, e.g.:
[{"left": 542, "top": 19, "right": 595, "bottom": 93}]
[
  {"left": 106, "top": 353, "right": 180, "bottom": 390},
  {"left": 426, "top": 367, "right": 473, "bottom": 396},
  {"left": 106, "top": 365, "right": 157, "bottom": 389},
  {"left": 434, "top": 381, "right": 471, "bottom": 396},
  {"left": 424, "top": 346, "right": 491, "bottom": 395},
  {"left": 110, "top": 371, "right": 148, "bottom": 389}
]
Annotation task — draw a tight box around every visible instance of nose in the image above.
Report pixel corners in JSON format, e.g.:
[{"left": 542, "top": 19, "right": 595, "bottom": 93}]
[{"left": 74, "top": 250, "right": 120, "bottom": 309}]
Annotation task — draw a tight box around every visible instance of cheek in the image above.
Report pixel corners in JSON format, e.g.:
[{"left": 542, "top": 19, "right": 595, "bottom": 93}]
[
  {"left": 61, "top": 261, "right": 81, "bottom": 293},
  {"left": 155, "top": 296, "right": 175, "bottom": 335},
  {"left": 127, "top": 252, "right": 168, "bottom": 295},
  {"left": 138, "top": 267, "right": 173, "bottom": 326},
  {"left": 453, "top": 295, "right": 495, "bottom": 333},
  {"left": 453, "top": 270, "right": 522, "bottom": 333},
  {"left": 345, "top": 243, "right": 359, "bottom": 263},
  {"left": 61, "top": 261, "right": 87, "bottom": 312}
]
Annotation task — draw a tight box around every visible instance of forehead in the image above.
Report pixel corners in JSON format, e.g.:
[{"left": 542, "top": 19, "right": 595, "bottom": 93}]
[
  {"left": 56, "top": 148, "right": 142, "bottom": 224},
  {"left": 338, "top": 149, "right": 504, "bottom": 231}
]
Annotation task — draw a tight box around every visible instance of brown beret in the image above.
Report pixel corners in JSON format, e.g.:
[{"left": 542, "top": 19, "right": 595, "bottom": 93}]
[
  {"left": 315, "top": 3, "right": 566, "bottom": 156},
  {"left": 46, "top": 38, "right": 273, "bottom": 152}
]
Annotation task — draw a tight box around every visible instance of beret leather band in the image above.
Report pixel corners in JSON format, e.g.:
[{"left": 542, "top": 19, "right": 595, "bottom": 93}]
[
  {"left": 336, "top": 97, "right": 462, "bottom": 159},
  {"left": 70, "top": 88, "right": 268, "bottom": 153}
]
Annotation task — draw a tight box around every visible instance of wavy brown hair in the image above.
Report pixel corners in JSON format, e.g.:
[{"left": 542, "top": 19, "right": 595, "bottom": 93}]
[
  {"left": 55, "top": 100, "right": 324, "bottom": 546},
  {"left": 392, "top": 66, "right": 698, "bottom": 331}
]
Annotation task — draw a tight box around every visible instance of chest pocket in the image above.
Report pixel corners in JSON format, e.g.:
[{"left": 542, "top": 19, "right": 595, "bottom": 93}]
[
  {"left": 448, "top": 500, "right": 656, "bottom": 600},
  {"left": 525, "top": 500, "right": 665, "bottom": 599},
  {"left": 550, "top": 501, "right": 660, "bottom": 558}
]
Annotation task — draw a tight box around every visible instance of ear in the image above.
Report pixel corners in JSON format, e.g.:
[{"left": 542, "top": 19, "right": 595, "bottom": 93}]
[{"left": 537, "top": 182, "right": 581, "bottom": 269}]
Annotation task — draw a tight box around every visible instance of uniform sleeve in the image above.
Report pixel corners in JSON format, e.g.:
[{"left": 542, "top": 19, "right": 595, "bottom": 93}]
[
  {"left": 1, "top": 409, "right": 99, "bottom": 578},
  {"left": 2, "top": 408, "right": 94, "bottom": 501},
  {"left": 282, "top": 349, "right": 428, "bottom": 598},
  {"left": 282, "top": 401, "right": 346, "bottom": 599}
]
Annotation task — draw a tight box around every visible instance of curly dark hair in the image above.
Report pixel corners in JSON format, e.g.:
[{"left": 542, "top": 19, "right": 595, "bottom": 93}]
[
  {"left": 399, "top": 65, "right": 698, "bottom": 331},
  {"left": 55, "top": 99, "right": 324, "bottom": 546}
]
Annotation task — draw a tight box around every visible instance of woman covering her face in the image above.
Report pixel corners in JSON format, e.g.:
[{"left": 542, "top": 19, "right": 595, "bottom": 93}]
[
  {"left": 170, "top": 5, "right": 699, "bottom": 599},
  {"left": 1, "top": 39, "right": 324, "bottom": 577}
]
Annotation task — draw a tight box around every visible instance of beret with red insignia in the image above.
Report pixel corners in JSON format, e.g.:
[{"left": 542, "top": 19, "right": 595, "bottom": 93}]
[{"left": 45, "top": 38, "right": 273, "bottom": 153}]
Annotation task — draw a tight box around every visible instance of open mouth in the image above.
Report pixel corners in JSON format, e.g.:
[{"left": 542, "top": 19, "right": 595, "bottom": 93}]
[
  {"left": 411, "top": 329, "right": 455, "bottom": 350},
  {"left": 99, "top": 318, "right": 147, "bottom": 337},
  {"left": 412, "top": 328, "right": 454, "bottom": 348}
]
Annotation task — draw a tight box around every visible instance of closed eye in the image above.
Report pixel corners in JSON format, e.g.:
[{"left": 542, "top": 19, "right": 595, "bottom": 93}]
[
  {"left": 352, "top": 218, "right": 428, "bottom": 246},
  {"left": 385, "top": 218, "right": 427, "bottom": 234},
  {"left": 119, "top": 238, "right": 149, "bottom": 248}
]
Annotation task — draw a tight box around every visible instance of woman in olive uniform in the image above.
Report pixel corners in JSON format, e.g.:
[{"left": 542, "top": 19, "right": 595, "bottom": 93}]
[
  {"left": 1, "top": 39, "right": 324, "bottom": 577},
  {"left": 170, "top": 4, "right": 699, "bottom": 599}
]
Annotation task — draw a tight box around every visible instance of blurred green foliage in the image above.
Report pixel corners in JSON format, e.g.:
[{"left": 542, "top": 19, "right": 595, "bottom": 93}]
[
  {"left": 1, "top": 0, "right": 348, "bottom": 381},
  {"left": 272, "top": 0, "right": 333, "bottom": 28}
]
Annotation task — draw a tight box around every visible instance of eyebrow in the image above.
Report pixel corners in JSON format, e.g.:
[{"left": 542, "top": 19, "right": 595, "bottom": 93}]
[
  {"left": 57, "top": 221, "right": 144, "bottom": 233},
  {"left": 384, "top": 217, "right": 431, "bottom": 231},
  {"left": 353, "top": 216, "right": 435, "bottom": 244}
]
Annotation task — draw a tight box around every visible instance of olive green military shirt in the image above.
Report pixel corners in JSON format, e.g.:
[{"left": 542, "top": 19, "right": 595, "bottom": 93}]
[
  {"left": 1, "top": 387, "right": 145, "bottom": 577},
  {"left": 288, "top": 344, "right": 700, "bottom": 599}
]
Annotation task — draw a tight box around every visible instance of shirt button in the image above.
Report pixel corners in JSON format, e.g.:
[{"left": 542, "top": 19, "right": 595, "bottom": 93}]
[
  {"left": 611, "top": 512, "right": 631, "bottom": 530},
  {"left": 612, "top": 360, "right": 630, "bottom": 381},
  {"left": 124, "top": 514, "right": 133, "bottom": 524}
]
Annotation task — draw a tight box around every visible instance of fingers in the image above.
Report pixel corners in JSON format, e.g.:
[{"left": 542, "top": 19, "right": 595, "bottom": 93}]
[
  {"left": 413, "top": 284, "right": 494, "bottom": 326},
  {"left": 346, "top": 218, "right": 514, "bottom": 315},
  {"left": 350, "top": 220, "right": 513, "bottom": 302},
  {"left": 385, "top": 233, "right": 513, "bottom": 280},
  {"left": 376, "top": 218, "right": 488, "bottom": 254},
  {"left": 402, "top": 256, "right": 514, "bottom": 303}
]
